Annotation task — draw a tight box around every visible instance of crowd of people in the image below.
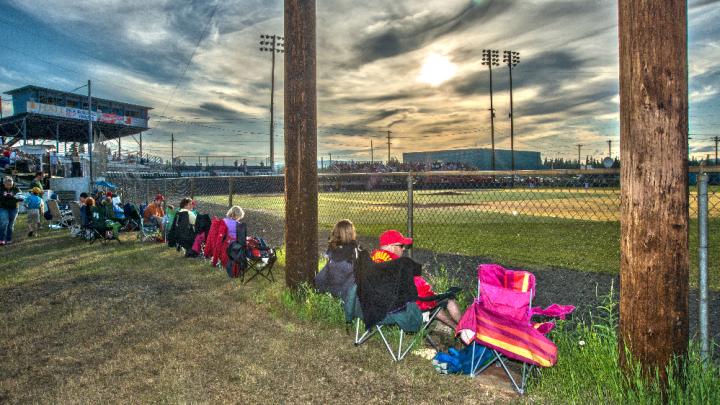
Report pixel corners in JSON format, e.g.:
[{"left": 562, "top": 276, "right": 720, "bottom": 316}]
[{"left": 322, "top": 160, "right": 474, "bottom": 173}]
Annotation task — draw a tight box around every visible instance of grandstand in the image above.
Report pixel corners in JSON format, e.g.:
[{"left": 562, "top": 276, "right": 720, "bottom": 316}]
[{"left": 0, "top": 85, "right": 150, "bottom": 147}]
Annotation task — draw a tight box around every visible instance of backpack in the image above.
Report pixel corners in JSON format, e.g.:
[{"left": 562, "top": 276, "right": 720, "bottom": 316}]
[{"left": 245, "top": 236, "right": 270, "bottom": 258}]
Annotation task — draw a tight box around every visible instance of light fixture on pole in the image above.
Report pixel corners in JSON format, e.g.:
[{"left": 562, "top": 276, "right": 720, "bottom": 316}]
[
  {"left": 259, "top": 34, "right": 285, "bottom": 172},
  {"left": 482, "top": 49, "right": 499, "bottom": 170},
  {"left": 502, "top": 50, "right": 520, "bottom": 171}
]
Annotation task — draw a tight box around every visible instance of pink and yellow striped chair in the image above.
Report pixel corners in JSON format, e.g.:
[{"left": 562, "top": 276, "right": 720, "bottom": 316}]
[{"left": 456, "top": 264, "right": 574, "bottom": 394}]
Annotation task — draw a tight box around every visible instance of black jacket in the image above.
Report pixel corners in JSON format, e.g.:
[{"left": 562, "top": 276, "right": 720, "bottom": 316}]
[
  {"left": 353, "top": 249, "right": 421, "bottom": 329},
  {"left": 0, "top": 185, "right": 22, "bottom": 210}
]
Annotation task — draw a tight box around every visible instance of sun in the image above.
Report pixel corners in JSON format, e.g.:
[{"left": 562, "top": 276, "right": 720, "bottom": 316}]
[{"left": 417, "top": 53, "right": 457, "bottom": 86}]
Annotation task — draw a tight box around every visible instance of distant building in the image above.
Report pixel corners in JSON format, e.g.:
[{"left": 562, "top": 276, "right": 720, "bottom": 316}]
[{"left": 403, "top": 148, "right": 542, "bottom": 170}]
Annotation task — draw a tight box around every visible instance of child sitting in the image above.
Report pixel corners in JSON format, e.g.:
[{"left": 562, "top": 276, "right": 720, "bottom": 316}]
[{"left": 24, "top": 187, "right": 44, "bottom": 237}]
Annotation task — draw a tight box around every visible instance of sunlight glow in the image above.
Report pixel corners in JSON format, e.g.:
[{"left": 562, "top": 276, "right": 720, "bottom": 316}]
[{"left": 417, "top": 53, "right": 457, "bottom": 86}]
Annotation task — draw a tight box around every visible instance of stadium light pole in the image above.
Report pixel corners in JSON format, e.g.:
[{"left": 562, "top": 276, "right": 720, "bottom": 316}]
[
  {"left": 503, "top": 50, "right": 520, "bottom": 171},
  {"left": 87, "top": 79, "right": 93, "bottom": 187},
  {"left": 713, "top": 136, "right": 719, "bottom": 165},
  {"left": 259, "top": 34, "right": 285, "bottom": 172},
  {"left": 482, "top": 49, "right": 499, "bottom": 170}
]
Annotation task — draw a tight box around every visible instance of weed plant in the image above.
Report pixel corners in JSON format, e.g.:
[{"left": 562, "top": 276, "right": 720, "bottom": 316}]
[{"left": 531, "top": 284, "right": 720, "bottom": 404}]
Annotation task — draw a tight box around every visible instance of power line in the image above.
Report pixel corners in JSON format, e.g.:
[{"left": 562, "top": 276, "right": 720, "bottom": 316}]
[{"left": 156, "top": 1, "right": 220, "bottom": 120}]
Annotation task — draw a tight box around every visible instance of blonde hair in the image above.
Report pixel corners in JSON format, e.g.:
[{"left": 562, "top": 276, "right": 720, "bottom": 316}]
[
  {"left": 226, "top": 205, "right": 245, "bottom": 220},
  {"left": 329, "top": 219, "right": 356, "bottom": 250}
]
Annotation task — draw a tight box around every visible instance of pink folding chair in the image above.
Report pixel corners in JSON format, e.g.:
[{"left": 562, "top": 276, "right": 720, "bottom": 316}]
[{"left": 456, "top": 264, "right": 574, "bottom": 394}]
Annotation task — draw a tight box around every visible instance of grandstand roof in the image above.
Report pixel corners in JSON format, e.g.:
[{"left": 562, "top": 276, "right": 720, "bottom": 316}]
[
  {"left": 4, "top": 85, "right": 152, "bottom": 110},
  {"left": 0, "top": 84, "right": 152, "bottom": 145}
]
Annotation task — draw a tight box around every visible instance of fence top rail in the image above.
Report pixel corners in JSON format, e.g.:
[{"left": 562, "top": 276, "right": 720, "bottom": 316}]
[{"left": 107, "top": 165, "right": 720, "bottom": 182}]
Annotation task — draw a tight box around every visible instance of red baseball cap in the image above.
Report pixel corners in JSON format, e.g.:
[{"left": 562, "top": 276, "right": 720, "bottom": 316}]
[
  {"left": 155, "top": 194, "right": 165, "bottom": 201},
  {"left": 379, "top": 230, "right": 413, "bottom": 247},
  {"left": 106, "top": 191, "right": 113, "bottom": 197}
]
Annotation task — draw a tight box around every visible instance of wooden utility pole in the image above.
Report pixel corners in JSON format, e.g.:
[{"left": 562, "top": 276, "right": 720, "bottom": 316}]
[
  {"left": 284, "top": 0, "right": 318, "bottom": 289},
  {"left": 618, "top": 0, "right": 688, "bottom": 384}
]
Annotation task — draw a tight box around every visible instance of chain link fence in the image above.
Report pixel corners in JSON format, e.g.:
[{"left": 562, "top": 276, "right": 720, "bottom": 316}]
[{"left": 106, "top": 168, "right": 720, "bottom": 288}]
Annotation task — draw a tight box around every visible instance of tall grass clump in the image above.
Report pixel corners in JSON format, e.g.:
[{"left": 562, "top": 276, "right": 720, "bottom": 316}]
[
  {"left": 425, "top": 264, "right": 473, "bottom": 309},
  {"left": 531, "top": 284, "right": 720, "bottom": 404},
  {"left": 279, "top": 283, "right": 346, "bottom": 327}
]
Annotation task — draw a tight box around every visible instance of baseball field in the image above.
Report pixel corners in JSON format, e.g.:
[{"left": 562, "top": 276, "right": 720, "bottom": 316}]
[{"left": 197, "top": 185, "right": 720, "bottom": 289}]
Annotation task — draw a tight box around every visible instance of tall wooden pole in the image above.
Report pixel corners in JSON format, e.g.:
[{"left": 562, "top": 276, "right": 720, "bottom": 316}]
[
  {"left": 284, "top": 0, "right": 318, "bottom": 288},
  {"left": 618, "top": 0, "right": 688, "bottom": 384}
]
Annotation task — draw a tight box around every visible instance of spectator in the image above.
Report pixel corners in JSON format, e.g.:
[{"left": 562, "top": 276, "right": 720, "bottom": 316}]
[
  {"left": 79, "top": 192, "right": 88, "bottom": 206},
  {"left": 71, "top": 150, "right": 81, "bottom": 177},
  {"left": 178, "top": 197, "right": 197, "bottom": 225},
  {"left": 223, "top": 205, "right": 245, "bottom": 241},
  {"left": 24, "top": 187, "right": 44, "bottom": 237},
  {"left": 143, "top": 194, "right": 165, "bottom": 234},
  {"left": 50, "top": 151, "right": 59, "bottom": 176},
  {"left": 29, "top": 172, "right": 44, "bottom": 192},
  {"left": 0, "top": 150, "right": 9, "bottom": 169},
  {"left": 370, "top": 229, "right": 462, "bottom": 330},
  {"left": 314, "top": 219, "right": 358, "bottom": 301},
  {"left": 81, "top": 197, "right": 95, "bottom": 227},
  {"left": 0, "top": 176, "right": 22, "bottom": 246}
]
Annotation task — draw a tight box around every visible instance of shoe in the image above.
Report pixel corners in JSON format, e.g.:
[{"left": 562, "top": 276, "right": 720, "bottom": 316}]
[
  {"left": 5, "top": 240, "right": 12, "bottom": 245},
  {"left": 0, "top": 241, "right": 5, "bottom": 246},
  {"left": 27, "top": 231, "right": 33, "bottom": 237}
]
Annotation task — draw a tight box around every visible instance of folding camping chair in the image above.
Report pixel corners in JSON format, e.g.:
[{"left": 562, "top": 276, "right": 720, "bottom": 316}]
[
  {"left": 68, "top": 201, "right": 84, "bottom": 237},
  {"left": 47, "top": 199, "right": 73, "bottom": 229},
  {"left": 238, "top": 224, "right": 278, "bottom": 284},
  {"left": 137, "top": 217, "right": 162, "bottom": 242},
  {"left": 346, "top": 285, "right": 458, "bottom": 362},
  {"left": 457, "top": 264, "right": 574, "bottom": 395}
]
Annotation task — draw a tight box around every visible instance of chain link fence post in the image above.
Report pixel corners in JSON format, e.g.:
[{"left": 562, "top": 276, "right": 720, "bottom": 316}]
[
  {"left": 698, "top": 172, "right": 709, "bottom": 364},
  {"left": 190, "top": 177, "right": 195, "bottom": 199},
  {"left": 407, "top": 172, "right": 414, "bottom": 258},
  {"left": 228, "top": 177, "right": 234, "bottom": 208}
]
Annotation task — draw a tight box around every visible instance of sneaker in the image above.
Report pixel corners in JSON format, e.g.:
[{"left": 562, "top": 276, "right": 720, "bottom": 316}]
[
  {"left": 5, "top": 240, "right": 12, "bottom": 245},
  {"left": 27, "top": 231, "right": 33, "bottom": 237},
  {"left": 0, "top": 241, "right": 5, "bottom": 246}
]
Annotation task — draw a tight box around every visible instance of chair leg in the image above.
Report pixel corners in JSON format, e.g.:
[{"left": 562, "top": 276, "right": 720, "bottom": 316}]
[
  {"left": 376, "top": 326, "right": 398, "bottom": 362},
  {"left": 495, "top": 351, "right": 524, "bottom": 395}
]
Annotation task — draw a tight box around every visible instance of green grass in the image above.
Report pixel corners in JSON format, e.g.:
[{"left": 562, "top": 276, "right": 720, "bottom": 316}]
[
  {"left": 532, "top": 289, "right": 720, "bottom": 404},
  {"left": 0, "top": 223, "right": 515, "bottom": 403}
]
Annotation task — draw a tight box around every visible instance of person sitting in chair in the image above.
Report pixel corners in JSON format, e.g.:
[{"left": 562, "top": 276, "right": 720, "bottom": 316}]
[
  {"left": 143, "top": 194, "right": 165, "bottom": 235},
  {"left": 223, "top": 205, "right": 245, "bottom": 241},
  {"left": 315, "top": 219, "right": 357, "bottom": 301},
  {"left": 178, "top": 198, "right": 196, "bottom": 226},
  {"left": 371, "top": 229, "right": 462, "bottom": 330}
]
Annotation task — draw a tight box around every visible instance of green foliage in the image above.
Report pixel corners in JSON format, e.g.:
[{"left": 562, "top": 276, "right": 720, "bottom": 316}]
[
  {"left": 425, "top": 264, "right": 473, "bottom": 309},
  {"left": 531, "top": 287, "right": 720, "bottom": 404},
  {"left": 279, "top": 283, "right": 346, "bottom": 327}
]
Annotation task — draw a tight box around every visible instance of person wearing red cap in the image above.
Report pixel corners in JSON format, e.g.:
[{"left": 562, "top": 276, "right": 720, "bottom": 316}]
[
  {"left": 143, "top": 194, "right": 166, "bottom": 237},
  {"left": 371, "top": 229, "right": 462, "bottom": 330}
]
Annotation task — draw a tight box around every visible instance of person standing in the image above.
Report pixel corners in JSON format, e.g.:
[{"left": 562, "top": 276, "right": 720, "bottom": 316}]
[
  {"left": 0, "top": 176, "right": 22, "bottom": 246},
  {"left": 71, "top": 151, "right": 81, "bottom": 177},
  {"left": 50, "top": 151, "right": 59, "bottom": 176},
  {"left": 24, "top": 187, "right": 44, "bottom": 237},
  {"left": 29, "top": 172, "right": 44, "bottom": 192}
]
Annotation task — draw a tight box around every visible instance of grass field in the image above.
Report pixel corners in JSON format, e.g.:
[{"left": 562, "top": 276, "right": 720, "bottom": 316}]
[
  {"left": 196, "top": 186, "right": 720, "bottom": 289},
  {"left": 0, "top": 223, "right": 515, "bottom": 403}
]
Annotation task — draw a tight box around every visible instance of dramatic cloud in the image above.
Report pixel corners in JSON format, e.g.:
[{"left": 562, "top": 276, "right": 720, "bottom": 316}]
[{"left": 0, "top": 0, "right": 718, "bottom": 162}]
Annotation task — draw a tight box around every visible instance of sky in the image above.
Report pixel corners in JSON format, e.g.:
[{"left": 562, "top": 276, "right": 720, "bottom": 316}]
[{"left": 0, "top": 0, "right": 719, "bottom": 165}]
